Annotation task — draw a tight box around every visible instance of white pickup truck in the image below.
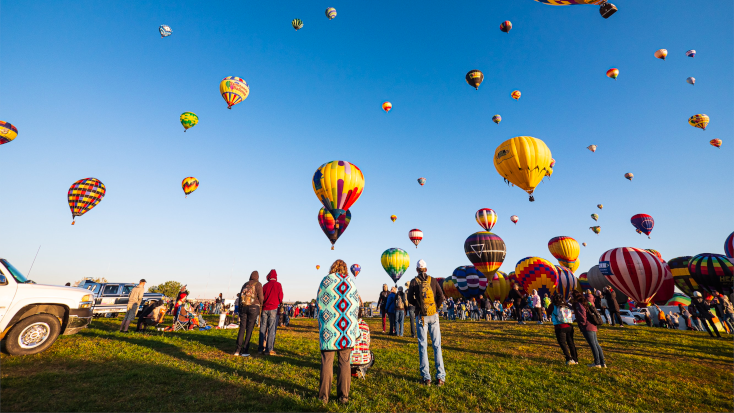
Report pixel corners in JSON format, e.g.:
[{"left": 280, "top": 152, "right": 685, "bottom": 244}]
[{"left": 0, "top": 258, "right": 94, "bottom": 356}]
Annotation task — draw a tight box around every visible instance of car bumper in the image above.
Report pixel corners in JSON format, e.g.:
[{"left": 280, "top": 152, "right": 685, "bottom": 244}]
[{"left": 64, "top": 308, "right": 93, "bottom": 335}]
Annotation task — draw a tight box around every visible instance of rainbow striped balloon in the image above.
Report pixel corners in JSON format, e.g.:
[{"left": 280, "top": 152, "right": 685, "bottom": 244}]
[
  {"left": 475, "top": 208, "right": 497, "bottom": 231},
  {"left": 665, "top": 293, "right": 691, "bottom": 307},
  {"left": 555, "top": 265, "right": 577, "bottom": 300}
]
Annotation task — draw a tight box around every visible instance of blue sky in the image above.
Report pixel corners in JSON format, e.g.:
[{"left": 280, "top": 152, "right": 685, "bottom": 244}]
[{"left": 1, "top": 1, "right": 732, "bottom": 301}]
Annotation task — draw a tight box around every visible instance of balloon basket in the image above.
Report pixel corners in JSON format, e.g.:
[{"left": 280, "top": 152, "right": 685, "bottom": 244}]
[
  {"left": 71, "top": 221, "right": 75, "bottom": 225},
  {"left": 331, "top": 246, "right": 334, "bottom": 250}
]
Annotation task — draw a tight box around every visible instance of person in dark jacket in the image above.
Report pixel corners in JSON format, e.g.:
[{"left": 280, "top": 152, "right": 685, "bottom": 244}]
[
  {"left": 259, "top": 270, "right": 284, "bottom": 355},
  {"left": 678, "top": 303, "right": 694, "bottom": 330},
  {"left": 572, "top": 291, "right": 606, "bottom": 368},
  {"left": 376, "top": 284, "right": 390, "bottom": 333},
  {"left": 234, "top": 271, "right": 265, "bottom": 357},
  {"left": 691, "top": 291, "right": 721, "bottom": 338},
  {"left": 405, "top": 282, "right": 417, "bottom": 337},
  {"left": 519, "top": 293, "right": 529, "bottom": 323},
  {"left": 385, "top": 287, "right": 397, "bottom": 335},
  {"left": 395, "top": 286, "right": 408, "bottom": 337},
  {"left": 483, "top": 295, "right": 492, "bottom": 321},
  {"left": 508, "top": 284, "right": 524, "bottom": 325},
  {"left": 603, "top": 287, "right": 624, "bottom": 327},
  {"left": 136, "top": 299, "right": 165, "bottom": 332},
  {"left": 710, "top": 295, "right": 730, "bottom": 334},
  {"left": 546, "top": 292, "right": 578, "bottom": 365},
  {"left": 407, "top": 259, "right": 446, "bottom": 386}
]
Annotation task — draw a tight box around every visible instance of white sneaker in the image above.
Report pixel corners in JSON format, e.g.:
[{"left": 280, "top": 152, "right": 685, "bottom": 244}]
[
  {"left": 233, "top": 352, "right": 240, "bottom": 356},
  {"left": 588, "top": 364, "right": 601, "bottom": 368},
  {"left": 241, "top": 353, "right": 250, "bottom": 357},
  {"left": 566, "top": 360, "right": 578, "bottom": 365}
]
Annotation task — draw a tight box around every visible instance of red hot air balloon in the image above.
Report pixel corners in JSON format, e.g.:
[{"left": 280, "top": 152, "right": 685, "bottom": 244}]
[
  {"left": 500, "top": 21, "right": 512, "bottom": 33},
  {"left": 653, "top": 268, "right": 676, "bottom": 305},
  {"left": 510, "top": 215, "right": 519, "bottom": 225},
  {"left": 598, "top": 247, "right": 668, "bottom": 306},
  {"left": 409, "top": 229, "right": 423, "bottom": 248}
]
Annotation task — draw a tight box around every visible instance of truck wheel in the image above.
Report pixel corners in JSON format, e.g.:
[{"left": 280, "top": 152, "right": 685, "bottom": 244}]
[{"left": 5, "top": 314, "right": 61, "bottom": 356}]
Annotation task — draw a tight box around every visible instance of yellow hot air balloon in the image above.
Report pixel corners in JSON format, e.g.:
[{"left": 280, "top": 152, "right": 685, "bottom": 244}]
[
  {"left": 688, "top": 114, "right": 709, "bottom": 131},
  {"left": 219, "top": 76, "right": 250, "bottom": 109},
  {"left": 548, "top": 236, "right": 580, "bottom": 274},
  {"left": 390, "top": 215, "right": 397, "bottom": 222},
  {"left": 486, "top": 271, "right": 512, "bottom": 303},
  {"left": 312, "top": 160, "right": 365, "bottom": 225},
  {"left": 654, "top": 49, "right": 668, "bottom": 60},
  {"left": 493, "top": 136, "right": 552, "bottom": 202}
]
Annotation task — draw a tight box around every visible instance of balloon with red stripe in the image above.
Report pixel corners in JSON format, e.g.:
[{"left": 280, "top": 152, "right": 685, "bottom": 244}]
[
  {"left": 475, "top": 208, "right": 497, "bottom": 231},
  {"left": 555, "top": 265, "right": 577, "bottom": 300},
  {"left": 725, "top": 231, "right": 734, "bottom": 260},
  {"left": 515, "top": 257, "right": 558, "bottom": 298},
  {"left": 578, "top": 272, "right": 592, "bottom": 292},
  {"left": 653, "top": 267, "right": 676, "bottom": 305},
  {"left": 408, "top": 229, "right": 423, "bottom": 248},
  {"left": 598, "top": 247, "right": 668, "bottom": 306}
]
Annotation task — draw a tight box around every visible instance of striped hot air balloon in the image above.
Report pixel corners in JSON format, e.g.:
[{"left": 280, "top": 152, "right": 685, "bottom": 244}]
[
  {"left": 68, "top": 178, "right": 106, "bottom": 225},
  {"left": 325, "top": 7, "right": 336, "bottom": 20},
  {"left": 688, "top": 253, "right": 733, "bottom": 296},
  {"left": 486, "top": 271, "right": 512, "bottom": 303},
  {"left": 292, "top": 18, "right": 303, "bottom": 30},
  {"left": 181, "top": 177, "right": 199, "bottom": 197},
  {"left": 578, "top": 272, "right": 592, "bottom": 292},
  {"left": 441, "top": 275, "right": 463, "bottom": 300},
  {"left": 464, "top": 231, "right": 506, "bottom": 278},
  {"left": 688, "top": 114, "right": 709, "bottom": 131},
  {"left": 515, "top": 257, "right": 558, "bottom": 298},
  {"left": 666, "top": 293, "right": 691, "bottom": 307},
  {"left": 492, "top": 115, "right": 502, "bottom": 125},
  {"left": 668, "top": 256, "right": 698, "bottom": 296},
  {"left": 548, "top": 236, "right": 580, "bottom": 274},
  {"left": 725, "top": 232, "right": 734, "bottom": 259},
  {"left": 555, "top": 265, "right": 577, "bottom": 300},
  {"left": 409, "top": 229, "right": 423, "bottom": 248},
  {"left": 219, "top": 77, "right": 249, "bottom": 109},
  {"left": 382, "top": 101, "right": 392, "bottom": 113},
  {"left": 645, "top": 249, "right": 662, "bottom": 261},
  {"left": 500, "top": 21, "right": 512, "bottom": 33},
  {"left": 452, "top": 266, "right": 488, "bottom": 299},
  {"left": 475, "top": 208, "right": 497, "bottom": 231},
  {"left": 710, "top": 139, "right": 722, "bottom": 148},
  {"left": 598, "top": 247, "right": 668, "bottom": 306},
  {"left": 312, "top": 160, "right": 365, "bottom": 224},
  {"left": 606, "top": 68, "right": 619, "bottom": 80}
]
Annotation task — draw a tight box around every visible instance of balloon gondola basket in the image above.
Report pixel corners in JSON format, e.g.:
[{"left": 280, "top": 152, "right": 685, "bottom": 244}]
[{"left": 600, "top": 2, "right": 617, "bottom": 18}]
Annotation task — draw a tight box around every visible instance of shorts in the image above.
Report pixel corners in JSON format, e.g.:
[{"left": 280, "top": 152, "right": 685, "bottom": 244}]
[{"left": 123, "top": 303, "right": 139, "bottom": 322}]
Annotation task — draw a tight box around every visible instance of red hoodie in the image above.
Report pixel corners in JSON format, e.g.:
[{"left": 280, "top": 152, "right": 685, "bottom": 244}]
[{"left": 262, "top": 270, "right": 284, "bottom": 311}]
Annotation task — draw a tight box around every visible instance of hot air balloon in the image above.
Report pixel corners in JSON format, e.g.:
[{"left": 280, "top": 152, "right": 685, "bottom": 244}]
[
  {"left": 624, "top": 173, "right": 634, "bottom": 181},
  {"left": 494, "top": 136, "right": 553, "bottom": 202},
  {"left": 318, "top": 207, "right": 351, "bottom": 250},
  {"left": 578, "top": 272, "right": 592, "bottom": 291},
  {"left": 710, "top": 139, "right": 722, "bottom": 148},
  {"left": 511, "top": 90, "right": 521, "bottom": 100},
  {"left": 548, "top": 236, "right": 580, "bottom": 273},
  {"left": 409, "top": 229, "right": 423, "bottom": 248},
  {"left": 390, "top": 215, "right": 397, "bottom": 222},
  {"left": 180, "top": 112, "right": 198, "bottom": 132},
  {"left": 442, "top": 275, "right": 463, "bottom": 300},
  {"left": 653, "top": 266, "right": 676, "bottom": 305},
  {"left": 68, "top": 178, "right": 106, "bottom": 225},
  {"left": 590, "top": 226, "right": 601, "bottom": 235},
  {"left": 381, "top": 248, "right": 410, "bottom": 285},
  {"left": 688, "top": 253, "right": 733, "bottom": 296},
  {"left": 686, "top": 77, "right": 695, "bottom": 86},
  {"left": 219, "top": 76, "right": 250, "bottom": 109},
  {"left": 464, "top": 232, "right": 506, "bottom": 278},
  {"left": 350, "top": 264, "right": 361, "bottom": 277},
  {"left": 292, "top": 19, "right": 303, "bottom": 30},
  {"left": 582, "top": 243, "right": 587, "bottom": 247},
  {"left": 685, "top": 50, "right": 696, "bottom": 58},
  {"left": 0, "top": 121, "right": 18, "bottom": 145},
  {"left": 492, "top": 115, "right": 502, "bottom": 125},
  {"left": 159, "top": 25, "right": 172, "bottom": 37},
  {"left": 585, "top": 266, "right": 628, "bottom": 306},
  {"left": 645, "top": 249, "right": 662, "bottom": 261},
  {"left": 668, "top": 256, "right": 698, "bottom": 296},
  {"left": 598, "top": 247, "right": 668, "bottom": 306},
  {"left": 312, "top": 160, "right": 365, "bottom": 225},
  {"left": 555, "top": 265, "right": 578, "bottom": 300},
  {"left": 597, "top": 204, "right": 603, "bottom": 209},
  {"left": 486, "top": 271, "right": 511, "bottom": 303},
  {"left": 587, "top": 145, "right": 597, "bottom": 152},
  {"left": 666, "top": 293, "right": 691, "bottom": 307},
  {"left": 182, "top": 177, "right": 199, "bottom": 197},
  {"left": 510, "top": 215, "right": 519, "bottom": 225},
  {"left": 316, "top": 265, "right": 320, "bottom": 270},
  {"left": 606, "top": 68, "right": 619, "bottom": 80},
  {"left": 532, "top": 0, "right": 618, "bottom": 18},
  {"left": 382, "top": 101, "right": 392, "bottom": 113},
  {"left": 654, "top": 49, "right": 668, "bottom": 60},
  {"left": 688, "top": 114, "right": 709, "bottom": 131},
  {"left": 452, "top": 266, "right": 489, "bottom": 299},
  {"left": 725, "top": 232, "right": 734, "bottom": 259},
  {"left": 465, "top": 70, "right": 484, "bottom": 90},
  {"left": 325, "top": 7, "right": 337, "bottom": 19},
  {"left": 500, "top": 21, "right": 512, "bottom": 33},
  {"left": 631, "top": 214, "right": 654, "bottom": 238},
  {"left": 549, "top": 158, "right": 556, "bottom": 169},
  {"left": 417, "top": 177, "right": 426, "bottom": 186},
  {"left": 591, "top": 214, "right": 599, "bottom": 221},
  {"left": 515, "top": 257, "right": 558, "bottom": 298},
  {"left": 475, "top": 208, "right": 497, "bottom": 231}
]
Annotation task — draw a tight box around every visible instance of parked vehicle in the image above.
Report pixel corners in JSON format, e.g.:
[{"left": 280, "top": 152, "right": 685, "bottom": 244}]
[
  {"left": 619, "top": 309, "right": 645, "bottom": 326},
  {"left": 0, "top": 258, "right": 94, "bottom": 355},
  {"left": 78, "top": 280, "right": 164, "bottom": 317}
]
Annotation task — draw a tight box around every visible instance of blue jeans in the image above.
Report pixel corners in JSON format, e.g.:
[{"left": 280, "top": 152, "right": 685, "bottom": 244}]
[
  {"left": 448, "top": 309, "right": 455, "bottom": 321},
  {"left": 581, "top": 330, "right": 605, "bottom": 365},
  {"left": 692, "top": 317, "right": 703, "bottom": 331},
  {"left": 258, "top": 309, "right": 278, "bottom": 352},
  {"left": 396, "top": 310, "right": 405, "bottom": 336},
  {"left": 416, "top": 313, "right": 446, "bottom": 381}
]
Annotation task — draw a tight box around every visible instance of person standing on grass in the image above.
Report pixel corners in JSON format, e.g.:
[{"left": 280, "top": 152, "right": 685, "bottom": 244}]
[
  {"left": 234, "top": 271, "right": 264, "bottom": 356},
  {"left": 721, "top": 295, "right": 734, "bottom": 332},
  {"left": 531, "top": 290, "right": 543, "bottom": 324},
  {"left": 483, "top": 295, "right": 492, "bottom": 321},
  {"left": 599, "top": 292, "right": 609, "bottom": 324},
  {"left": 678, "top": 304, "right": 694, "bottom": 330},
  {"left": 395, "top": 286, "right": 408, "bottom": 337},
  {"left": 546, "top": 292, "right": 578, "bottom": 366},
  {"left": 690, "top": 291, "right": 721, "bottom": 338},
  {"left": 447, "top": 297, "right": 455, "bottom": 321},
  {"left": 710, "top": 295, "right": 730, "bottom": 334},
  {"left": 405, "top": 282, "right": 417, "bottom": 337},
  {"left": 120, "top": 279, "right": 146, "bottom": 333},
  {"left": 494, "top": 300, "right": 504, "bottom": 321},
  {"left": 572, "top": 291, "right": 606, "bottom": 368},
  {"left": 317, "top": 259, "right": 361, "bottom": 404},
  {"left": 508, "top": 284, "right": 524, "bottom": 325},
  {"left": 407, "top": 259, "right": 446, "bottom": 386},
  {"left": 603, "top": 287, "right": 624, "bottom": 327},
  {"left": 385, "top": 286, "right": 397, "bottom": 335},
  {"left": 258, "top": 270, "right": 283, "bottom": 355},
  {"left": 376, "top": 284, "right": 390, "bottom": 333},
  {"left": 654, "top": 304, "right": 668, "bottom": 328}
]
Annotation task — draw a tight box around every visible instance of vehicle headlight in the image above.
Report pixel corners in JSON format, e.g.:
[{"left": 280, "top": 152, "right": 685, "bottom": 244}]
[
  {"left": 79, "top": 294, "right": 94, "bottom": 309},
  {"left": 82, "top": 294, "right": 93, "bottom": 302}
]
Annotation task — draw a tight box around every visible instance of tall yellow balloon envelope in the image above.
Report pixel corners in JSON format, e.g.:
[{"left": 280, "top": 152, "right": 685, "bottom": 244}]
[
  {"left": 493, "top": 136, "right": 553, "bottom": 202},
  {"left": 688, "top": 114, "right": 709, "bottom": 131},
  {"left": 312, "top": 160, "right": 365, "bottom": 226},
  {"left": 654, "top": 49, "right": 668, "bottom": 60},
  {"left": 486, "top": 271, "right": 512, "bottom": 303},
  {"left": 219, "top": 76, "right": 250, "bottom": 109},
  {"left": 548, "top": 236, "right": 580, "bottom": 270}
]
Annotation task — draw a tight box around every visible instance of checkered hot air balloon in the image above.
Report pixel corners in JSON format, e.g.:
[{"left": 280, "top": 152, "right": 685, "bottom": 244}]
[
  {"left": 555, "top": 265, "right": 577, "bottom": 300},
  {"left": 464, "top": 231, "right": 506, "bottom": 278},
  {"left": 182, "top": 177, "right": 199, "bottom": 197},
  {"left": 631, "top": 214, "right": 654, "bottom": 238},
  {"left": 688, "top": 253, "right": 733, "bottom": 296},
  {"left": 515, "top": 257, "right": 558, "bottom": 298},
  {"left": 68, "top": 178, "right": 106, "bottom": 225},
  {"left": 465, "top": 70, "right": 484, "bottom": 90},
  {"left": 598, "top": 247, "right": 668, "bottom": 306},
  {"left": 409, "top": 229, "right": 423, "bottom": 248},
  {"left": 475, "top": 208, "right": 497, "bottom": 231},
  {"left": 668, "top": 256, "right": 698, "bottom": 296},
  {"left": 219, "top": 76, "right": 249, "bottom": 109},
  {"left": 688, "top": 114, "right": 709, "bottom": 131},
  {"left": 318, "top": 207, "right": 351, "bottom": 250},
  {"left": 0, "top": 121, "right": 18, "bottom": 145},
  {"left": 452, "top": 266, "right": 488, "bottom": 299},
  {"left": 350, "top": 264, "right": 361, "bottom": 277}
]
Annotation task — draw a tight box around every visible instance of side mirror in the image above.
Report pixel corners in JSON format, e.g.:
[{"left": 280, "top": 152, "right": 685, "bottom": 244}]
[{"left": 0, "top": 274, "right": 7, "bottom": 285}]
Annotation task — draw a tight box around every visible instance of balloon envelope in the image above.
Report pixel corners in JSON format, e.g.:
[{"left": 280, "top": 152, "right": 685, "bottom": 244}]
[
  {"left": 578, "top": 272, "right": 592, "bottom": 292},
  {"left": 312, "top": 160, "right": 365, "bottom": 222},
  {"left": 515, "top": 257, "right": 558, "bottom": 298},
  {"left": 486, "top": 271, "right": 511, "bottom": 303},
  {"left": 688, "top": 114, "right": 709, "bottom": 130},
  {"left": 598, "top": 247, "right": 668, "bottom": 306},
  {"left": 452, "top": 266, "right": 488, "bottom": 299},
  {"left": 500, "top": 21, "right": 512, "bottom": 33},
  {"left": 548, "top": 236, "right": 580, "bottom": 262},
  {"left": 180, "top": 112, "right": 198, "bottom": 131},
  {"left": 685, "top": 49, "right": 696, "bottom": 58},
  {"left": 688, "top": 253, "right": 733, "bottom": 296},
  {"left": 68, "top": 178, "right": 106, "bottom": 224},
  {"left": 686, "top": 77, "right": 695, "bottom": 85},
  {"left": 182, "top": 177, "right": 199, "bottom": 196},
  {"left": 510, "top": 215, "right": 519, "bottom": 224},
  {"left": 710, "top": 139, "right": 722, "bottom": 148},
  {"left": 0, "top": 121, "right": 18, "bottom": 145},
  {"left": 381, "top": 248, "right": 410, "bottom": 285},
  {"left": 417, "top": 177, "right": 426, "bottom": 185},
  {"left": 409, "top": 229, "right": 423, "bottom": 247},
  {"left": 292, "top": 19, "right": 303, "bottom": 30},
  {"left": 725, "top": 232, "right": 734, "bottom": 259},
  {"left": 465, "top": 70, "right": 484, "bottom": 90},
  {"left": 555, "top": 265, "right": 577, "bottom": 300},
  {"left": 159, "top": 25, "right": 172, "bottom": 37},
  {"left": 325, "top": 7, "right": 336, "bottom": 19},
  {"left": 492, "top": 115, "right": 502, "bottom": 124},
  {"left": 606, "top": 68, "right": 619, "bottom": 79},
  {"left": 653, "top": 269, "right": 675, "bottom": 305},
  {"left": 494, "top": 136, "right": 553, "bottom": 201},
  {"left": 666, "top": 293, "right": 691, "bottom": 307},
  {"left": 219, "top": 77, "right": 249, "bottom": 109},
  {"left": 464, "top": 232, "right": 506, "bottom": 277},
  {"left": 382, "top": 101, "right": 392, "bottom": 113},
  {"left": 475, "top": 208, "right": 497, "bottom": 231},
  {"left": 587, "top": 145, "right": 597, "bottom": 152},
  {"left": 511, "top": 90, "right": 521, "bottom": 100},
  {"left": 631, "top": 214, "right": 654, "bottom": 237},
  {"left": 654, "top": 49, "right": 668, "bottom": 60},
  {"left": 668, "top": 256, "right": 698, "bottom": 296},
  {"left": 350, "top": 264, "right": 361, "bottom": 277},
  {"left": 318, "top": 208, "right": 351, "bottom": 248},
  {"left": 441, "top": 275, "right": 463, "bottom": 300}
]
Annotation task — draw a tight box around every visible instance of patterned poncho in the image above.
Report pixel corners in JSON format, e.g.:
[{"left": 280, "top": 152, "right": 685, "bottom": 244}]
[
  {"left": 317, "top": 272, "right": 361, "bottom": 351},
  {"left": 350, "top": 319, "right": 371, "bottom": 365}
]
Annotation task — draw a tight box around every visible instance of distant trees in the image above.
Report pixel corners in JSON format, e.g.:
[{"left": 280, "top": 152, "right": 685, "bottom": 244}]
[
  {"left": 72, "top": 277, "right": 107, "bottom": 287},
  {"left": 147, "top": 281, "right": 183, "bottom": 299}
]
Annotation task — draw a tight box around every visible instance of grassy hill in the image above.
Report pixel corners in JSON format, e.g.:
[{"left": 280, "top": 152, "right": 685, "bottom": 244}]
[{"left": 2, "top": 316, "right": 732, "bottom": 412}]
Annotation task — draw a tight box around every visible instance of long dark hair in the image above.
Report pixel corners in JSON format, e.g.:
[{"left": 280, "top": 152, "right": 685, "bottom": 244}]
[
  {"left": 571, "top": 290, "right": 587, "bottom": 305},
  {"left": 551, "top": 292, "right": 567, "bottom": 308}
]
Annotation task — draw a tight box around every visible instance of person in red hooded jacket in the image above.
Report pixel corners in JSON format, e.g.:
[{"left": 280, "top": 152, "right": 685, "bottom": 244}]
[{"left": 258, "top": 270, "right": 284, "bottom": 355}]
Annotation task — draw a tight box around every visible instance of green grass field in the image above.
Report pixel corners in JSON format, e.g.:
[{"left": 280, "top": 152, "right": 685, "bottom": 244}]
[{"left": 2, "top": 315, "right": 732, "bottom": 412}]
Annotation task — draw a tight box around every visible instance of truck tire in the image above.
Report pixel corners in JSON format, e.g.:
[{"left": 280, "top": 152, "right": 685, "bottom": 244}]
[{"left": 4, "top": 314, "right": 61, "bottom": 356}]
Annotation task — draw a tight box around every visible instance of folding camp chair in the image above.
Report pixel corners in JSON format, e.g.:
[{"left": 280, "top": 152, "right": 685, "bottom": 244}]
[{"left": 174, "top": 307, "right": 193, "bottom": 331}]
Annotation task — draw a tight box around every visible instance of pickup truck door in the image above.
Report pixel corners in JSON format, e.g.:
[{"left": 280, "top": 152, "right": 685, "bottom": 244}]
[
  {"left": 0, "top": 266, "right": 19, "bottom": 324},
  {"left": 99, "top": 284, "right": 121, "bottom": 308}
]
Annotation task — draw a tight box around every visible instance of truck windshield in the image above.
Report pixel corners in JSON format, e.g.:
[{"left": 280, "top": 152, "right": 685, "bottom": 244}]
[{"left": 0, "top": 259, "right": 30, "bottom": 283}]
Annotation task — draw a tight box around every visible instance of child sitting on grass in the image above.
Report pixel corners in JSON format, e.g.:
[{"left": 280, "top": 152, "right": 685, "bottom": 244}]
[{"left": 351, "top": 308, "right": 374, "bottom": 379}]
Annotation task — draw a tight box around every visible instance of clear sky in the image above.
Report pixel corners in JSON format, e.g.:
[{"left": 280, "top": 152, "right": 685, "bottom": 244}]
[{"left": 1, "top": 1, "right": 732, "bottom": 302}]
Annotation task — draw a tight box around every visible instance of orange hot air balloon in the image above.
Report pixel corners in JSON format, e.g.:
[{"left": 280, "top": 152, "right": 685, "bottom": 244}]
[
  {"left": 390, "top": 215, "right": 397, "bottom": 222},
  {"left": 382, "top": 101, "right": 392, "bottom": 113},
  {"left": 606, "top": 68, "right": 619, "bottom": 80},
  {"left": 511, "top": 90, "right": 521, "bottom": 100},
  {"left": 710, "top": 139, "right": 722, "bottom": 148},
  {"left": 316, "top": 265, "right": 320, "bottom": 270},
  {"left": 654, "top": 49, "right": 668, "bottom": 60}
]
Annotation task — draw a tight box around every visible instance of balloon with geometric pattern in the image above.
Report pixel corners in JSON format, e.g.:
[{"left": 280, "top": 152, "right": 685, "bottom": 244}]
[
  {"left": 452, "top": 265, "right": 489, "bottom": 299},
  {"left": 515, "top": 257, "right": 558, "bottom": 298},
  {"left": 558, "top": 259, "right": 580, "bottom": 274},
  {"left": 555, "top": 265, "right": 577, "bottom": 300},
  {"left": 390, "top": 215, "right": 397, "bottom": 222},
  {"left": 417, "top": 177, "right": 426, "bottom": 186},
  {"left": 464, "top": 231, "right": 506, "bottom": 278},
  {"left": 0, "top": 121, "right": 18, "bottom": 146},
  {"left": 688, "top": 114, "right": 709, "bottom": 131},
  {"left": 350, "top": 264, "right": 361, "bottom": 277},
  {"left": 668, "top": 256, "right": 698, "bottom": 296},
  {"left": 318, "top": 208, "right": 351, "bottom": 250},
  {"left": 68, "top": 178, "right": 106, "bottom": 225},
  {"left": 475, "top": 208, "right": 497, "bottom": 231},
  {"left": 688, "top": 253, "right": 734, "bottom": 296},
  {"left": 181, "top": 177, "right": 199, "bottom": 197},
  {"left": 180, "top": 112, "right": 198, "bottom": 132},
  {"left": 220, "top": 76, "right": 250, "bottom": 109},
  {"left": 465, "top": 70, "right": 484, "bottom": 90}
]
